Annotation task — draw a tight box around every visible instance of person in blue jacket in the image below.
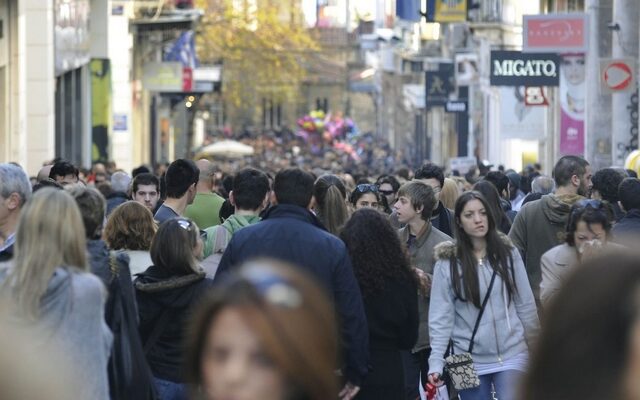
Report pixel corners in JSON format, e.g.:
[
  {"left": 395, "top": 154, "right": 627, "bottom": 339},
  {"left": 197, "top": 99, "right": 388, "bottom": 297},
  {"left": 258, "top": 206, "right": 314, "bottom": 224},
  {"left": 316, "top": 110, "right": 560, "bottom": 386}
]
[{"left": 215, "top": 167, "right": 369, "bottom": 400}]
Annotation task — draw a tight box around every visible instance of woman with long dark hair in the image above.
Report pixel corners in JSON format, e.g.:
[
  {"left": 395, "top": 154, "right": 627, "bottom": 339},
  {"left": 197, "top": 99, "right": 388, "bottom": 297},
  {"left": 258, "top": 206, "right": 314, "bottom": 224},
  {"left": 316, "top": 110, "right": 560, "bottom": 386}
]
[
  {"left": 340, "top": 209, "right": 419, "bottom": 399},
  {"left": 473, "top": 180, "right": 512, "bottom": 234},
  {"left": 427, "top": 191, "right": 539, "bottom": 400}
]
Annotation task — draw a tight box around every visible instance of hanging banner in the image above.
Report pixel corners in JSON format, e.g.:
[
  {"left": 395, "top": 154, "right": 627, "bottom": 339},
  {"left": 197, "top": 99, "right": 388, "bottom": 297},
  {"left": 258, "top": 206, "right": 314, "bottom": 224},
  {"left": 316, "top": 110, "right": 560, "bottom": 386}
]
[
  {"left": 559, "top": 54, "right": 586, "bottom": 155},
  {"left": 500, "top": 87, "right": 545, "bottom": 140},
  {"left": 435, "top": 0, "right": 467, "bottom": 23}
]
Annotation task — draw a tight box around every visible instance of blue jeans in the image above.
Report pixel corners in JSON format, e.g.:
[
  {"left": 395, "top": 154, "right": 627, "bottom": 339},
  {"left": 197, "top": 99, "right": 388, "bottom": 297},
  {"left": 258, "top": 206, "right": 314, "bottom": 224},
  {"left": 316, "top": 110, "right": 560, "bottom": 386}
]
[
  {"left": 458, "top": 370, "right": 523, "bottom": 400},
  {"left": 154, "top": 377, "right": 187, "bottom": 400}
]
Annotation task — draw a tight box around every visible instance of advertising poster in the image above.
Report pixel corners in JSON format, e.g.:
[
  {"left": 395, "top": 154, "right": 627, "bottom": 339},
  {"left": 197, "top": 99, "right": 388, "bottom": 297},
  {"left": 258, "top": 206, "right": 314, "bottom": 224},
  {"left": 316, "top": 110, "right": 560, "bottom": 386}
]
[
  {"left": 559, "top": 54, "right": 586, "bottom": 155},
  {"left": 500, "top": 86, "right": 545, "bottom": 140}
]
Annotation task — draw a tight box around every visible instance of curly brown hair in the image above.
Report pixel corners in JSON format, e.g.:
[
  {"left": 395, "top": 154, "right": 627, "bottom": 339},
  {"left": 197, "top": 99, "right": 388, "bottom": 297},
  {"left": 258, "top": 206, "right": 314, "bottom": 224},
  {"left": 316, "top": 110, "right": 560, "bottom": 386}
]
[
  {"left": 339, "top": 208, "right": 417, "bottom": 298},
  {"left": 103, "top": 201, "right": 156, "bottom": 251}
]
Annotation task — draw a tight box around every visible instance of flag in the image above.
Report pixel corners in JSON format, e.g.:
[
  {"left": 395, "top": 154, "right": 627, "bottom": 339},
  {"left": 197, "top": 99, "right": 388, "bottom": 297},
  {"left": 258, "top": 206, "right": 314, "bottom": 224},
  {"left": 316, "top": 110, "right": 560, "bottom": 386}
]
[{"left": 164, "top": 31, "right": 199, "bottom": 69}]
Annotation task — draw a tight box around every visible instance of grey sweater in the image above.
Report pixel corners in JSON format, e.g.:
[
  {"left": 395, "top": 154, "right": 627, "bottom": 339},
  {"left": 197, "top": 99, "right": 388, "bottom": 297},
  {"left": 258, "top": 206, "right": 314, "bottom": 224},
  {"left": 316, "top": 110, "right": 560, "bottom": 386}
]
[
  {"left": 427, "top": 240, "right": 539, "bottom": 376},
  {"left": 0, "top": 267, "right": 112, "bottom": 400}
]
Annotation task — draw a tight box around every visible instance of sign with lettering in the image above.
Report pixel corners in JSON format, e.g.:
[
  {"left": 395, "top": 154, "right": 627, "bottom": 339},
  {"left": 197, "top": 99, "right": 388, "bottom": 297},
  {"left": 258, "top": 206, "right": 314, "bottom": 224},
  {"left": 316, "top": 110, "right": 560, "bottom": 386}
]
[
  {"left": 523, "top": 14, "right": 588, "bottom": 53},
  {"left": 490, "top": 51, "right": 560, "bottom": 87},
  {"left": 425, "top": 63, "right": 454, "bottom": 106},
  {"left": 445, "top": 100, "right": 467, "bottom": 113}
]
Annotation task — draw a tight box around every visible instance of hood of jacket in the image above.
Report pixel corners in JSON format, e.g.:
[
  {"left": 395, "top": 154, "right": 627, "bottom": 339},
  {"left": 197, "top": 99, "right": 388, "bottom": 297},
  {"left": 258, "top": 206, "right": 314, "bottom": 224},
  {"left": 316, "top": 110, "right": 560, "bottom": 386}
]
[
  {"left": 87, "top": 239, "right": 112, "bottom": 286},
  {"left": 540, "top": 193, "right": 584, "bottom": 224},
  {"left": 134, "top": 265, "right": 206, "bottom": 308},
  {"left": 434, "top": 232, "right": 514, "bottom": 261},
  {"left": 222, "top": 214, "right": 261, "bottom": 235}
]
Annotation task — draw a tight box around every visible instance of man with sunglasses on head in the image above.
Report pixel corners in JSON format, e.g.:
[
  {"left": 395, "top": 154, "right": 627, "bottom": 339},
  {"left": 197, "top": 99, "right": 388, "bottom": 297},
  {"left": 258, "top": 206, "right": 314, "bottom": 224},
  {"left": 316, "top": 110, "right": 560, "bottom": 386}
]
[{"left": 509, "top": 155, "right": 592, "bottom": 306}]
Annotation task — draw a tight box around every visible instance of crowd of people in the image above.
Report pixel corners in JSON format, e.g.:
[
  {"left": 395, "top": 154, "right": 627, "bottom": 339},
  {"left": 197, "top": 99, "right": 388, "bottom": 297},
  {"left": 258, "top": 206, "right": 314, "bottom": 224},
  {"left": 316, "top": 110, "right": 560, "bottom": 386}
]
[{"left": 0, "top": 153, "right": 640, "bottom": 400}]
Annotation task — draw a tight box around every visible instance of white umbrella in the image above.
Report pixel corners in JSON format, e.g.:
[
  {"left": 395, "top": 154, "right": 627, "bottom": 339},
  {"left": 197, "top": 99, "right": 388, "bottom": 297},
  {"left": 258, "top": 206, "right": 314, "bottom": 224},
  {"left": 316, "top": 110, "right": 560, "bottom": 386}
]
[{"left": 197, "top": 140, "right": 255, "bottom": 158}]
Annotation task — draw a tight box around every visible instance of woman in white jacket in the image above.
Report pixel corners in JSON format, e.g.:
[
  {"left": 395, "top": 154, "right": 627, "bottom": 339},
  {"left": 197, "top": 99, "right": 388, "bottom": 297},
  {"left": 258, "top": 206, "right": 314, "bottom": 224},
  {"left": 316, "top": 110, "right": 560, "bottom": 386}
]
[{"left": 427, "top": 191, "right": 539, "bottom": 400}]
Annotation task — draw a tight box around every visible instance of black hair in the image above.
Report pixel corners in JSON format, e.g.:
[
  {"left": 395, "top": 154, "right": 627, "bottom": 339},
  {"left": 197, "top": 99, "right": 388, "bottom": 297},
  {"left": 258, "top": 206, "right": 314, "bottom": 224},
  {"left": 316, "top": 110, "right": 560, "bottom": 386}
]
[
  {"left": 625, "top": 169, "right": 638, "bottom": 178},
  {"left": 553, "top": 155, "right": 589, "bottom": 187},
  {"left": 452, "top": 191, "right": 517, "bottom": 308},
  {"left": 164, "top": 159, "right": 199, "bottom": 199},
  {"left": 349, "top": 184, "right": 381, "bottom": 206},
  {"left": 48, "top": 160, "right": 79, "bottom": 180},
  {"left": 132, "top": 165, "right": 151, "bottom": 178},
  {"left": 484, "top": 171, "right": 510, "bottom": 197},
  {"left": 376, "top": 175, "right": 400, "bottom": 192},
  {"left": 340, "top": 209, "right": 417, "bottom": 298},
  {"left": 619, "top": 178, "right": 640, "bottom": 212},
  {"left": 565, "top": 202, "right": 613, "bottom": 246},
  {"left": 473, "top": 181, "right": 512, "bottom": 234},
  {"left": 414, "top": 163, "right": 444, "bottom": 188},
  {"left": 132, "top": 173, "right": 160, "bottom": 194},
  {"left": 232, "top": 168, "right": 270, "bottom": 211},
  {"left": 274, "top": 168, "right": 314, "bottom": 208},
  {"left": 591, "top": 168, "right": 625, "bottom": 203}
]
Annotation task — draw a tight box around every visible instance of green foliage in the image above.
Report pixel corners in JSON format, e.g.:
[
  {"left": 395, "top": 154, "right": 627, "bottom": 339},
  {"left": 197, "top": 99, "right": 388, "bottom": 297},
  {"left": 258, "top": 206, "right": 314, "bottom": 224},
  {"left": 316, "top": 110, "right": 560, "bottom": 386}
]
[{"left": 196, "top": 0, "right": 319, "bottom": 126}]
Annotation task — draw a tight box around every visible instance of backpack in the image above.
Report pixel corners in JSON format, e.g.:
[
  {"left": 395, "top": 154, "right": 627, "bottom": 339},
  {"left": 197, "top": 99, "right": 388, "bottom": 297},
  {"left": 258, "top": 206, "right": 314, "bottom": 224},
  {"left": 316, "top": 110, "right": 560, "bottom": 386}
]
[
  {"left": 200, "top": 226, "right": 230, "bottom": 278},
  {"left": 107, "top": 252, "right": 158, "bottom": 400}
]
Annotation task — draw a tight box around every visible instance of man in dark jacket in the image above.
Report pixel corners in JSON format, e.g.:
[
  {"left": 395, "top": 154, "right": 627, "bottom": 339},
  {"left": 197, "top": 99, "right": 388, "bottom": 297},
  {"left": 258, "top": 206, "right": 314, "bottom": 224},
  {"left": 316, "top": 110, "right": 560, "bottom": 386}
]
[
  {"left": 106, "top": 171, "right": 131, "bottom": 216},
  {"left": 591, "top": 167, "right": 626, "bottom": 222},
  {"left": 216, "top": 168, "right": 369, "bottom": 400},
  {"left": 612, "top": 178, "right": 640, "bottom": 246},
  {"left": 0, "top": 163, "right": 31, "bottom": 262}
]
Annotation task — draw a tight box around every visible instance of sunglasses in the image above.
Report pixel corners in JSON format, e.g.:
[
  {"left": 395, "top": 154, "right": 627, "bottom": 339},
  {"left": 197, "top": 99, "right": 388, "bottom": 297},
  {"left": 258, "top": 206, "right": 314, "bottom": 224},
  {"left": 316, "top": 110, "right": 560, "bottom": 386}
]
[
  {"left": 575, "top": 199, "right": 604, "bottom": 209},
  {"left": 379, "top": 189, "right": 395, "bottom": 196},
  {"left": 177, "top": 218, "right": 207, "bottom": 239},
  {"left": 355, "top": 184, "right": 379, "bottom": 193},
  {"left": 229, "top": 265, "right": 303, "bottom": 309}
]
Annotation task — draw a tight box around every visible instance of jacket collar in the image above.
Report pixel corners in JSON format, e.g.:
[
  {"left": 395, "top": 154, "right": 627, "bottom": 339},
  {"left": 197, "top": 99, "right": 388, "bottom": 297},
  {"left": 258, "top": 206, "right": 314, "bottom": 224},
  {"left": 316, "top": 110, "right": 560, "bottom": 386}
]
[
  {"left": 135, "top": 265, "right": 206, "bottom": 293},
  {"left": 262, "top": 204, "right": 325, "bottom": 230},
  {"left": 400, "top": 222, "right": 433, "bottom": 248}
]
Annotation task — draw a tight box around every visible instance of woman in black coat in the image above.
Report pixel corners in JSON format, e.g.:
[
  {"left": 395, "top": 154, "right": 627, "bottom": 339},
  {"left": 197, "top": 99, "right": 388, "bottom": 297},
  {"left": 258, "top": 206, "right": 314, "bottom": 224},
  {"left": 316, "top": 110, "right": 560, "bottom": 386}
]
[
  {"left": 135, "top": 218, "right": 213, "bottom": 400},
  {"left": 340, "top": 209, "right": 419, "bottom": 400}
]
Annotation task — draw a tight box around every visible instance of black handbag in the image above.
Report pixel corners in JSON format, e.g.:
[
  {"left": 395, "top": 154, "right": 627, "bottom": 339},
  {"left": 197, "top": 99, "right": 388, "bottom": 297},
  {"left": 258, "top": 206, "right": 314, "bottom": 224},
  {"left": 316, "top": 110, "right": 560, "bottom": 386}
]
[{"left": 444, "top": 268, "right": 497, "bottom": 391}]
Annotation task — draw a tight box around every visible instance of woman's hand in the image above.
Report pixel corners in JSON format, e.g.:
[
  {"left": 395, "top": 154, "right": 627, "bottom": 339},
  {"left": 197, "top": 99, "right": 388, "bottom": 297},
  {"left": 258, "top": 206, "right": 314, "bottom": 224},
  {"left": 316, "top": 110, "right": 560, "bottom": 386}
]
[{"left": 428, "top": 373, "right": 444, "bottom": 387}]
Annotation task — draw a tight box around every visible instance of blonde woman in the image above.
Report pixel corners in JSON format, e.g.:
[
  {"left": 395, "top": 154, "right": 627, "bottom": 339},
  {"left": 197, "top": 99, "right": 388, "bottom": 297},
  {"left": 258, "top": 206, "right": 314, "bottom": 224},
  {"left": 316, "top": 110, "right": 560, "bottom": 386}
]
[
  {"left": 0, "top": 188, "right": 112, "bottom": 400},
  {"left": 440, "top": 177, "right": 461, "bottom": 210}
]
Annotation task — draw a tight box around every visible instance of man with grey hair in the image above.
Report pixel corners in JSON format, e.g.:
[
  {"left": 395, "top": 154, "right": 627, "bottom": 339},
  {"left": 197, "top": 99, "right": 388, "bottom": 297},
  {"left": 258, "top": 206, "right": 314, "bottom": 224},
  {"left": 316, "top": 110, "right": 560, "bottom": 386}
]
[
  {"left": 531, "top": 175, "right": 555, "bottom": 195},
  {"left": 184, "top": 159, "right": 225, "bottom": 229},
  {"left": 0, "top": 163, "right": 32, "bottom": 262},
  {"left": 106, "top": 171, "right": 131, "bottom": 216}
]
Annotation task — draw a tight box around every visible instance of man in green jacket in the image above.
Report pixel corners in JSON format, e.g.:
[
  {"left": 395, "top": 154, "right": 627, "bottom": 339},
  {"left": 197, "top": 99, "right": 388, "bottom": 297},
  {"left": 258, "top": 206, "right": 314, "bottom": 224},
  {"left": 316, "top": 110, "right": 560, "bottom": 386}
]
[
  {"left": 509, "top": 155, "right": 592, "bottom": 304},
  {"left": 202, "top": 168, "right": 270, "bottom": 259},
  {"left": 184, "top": 159, "right": 225, "bottom": 229}
]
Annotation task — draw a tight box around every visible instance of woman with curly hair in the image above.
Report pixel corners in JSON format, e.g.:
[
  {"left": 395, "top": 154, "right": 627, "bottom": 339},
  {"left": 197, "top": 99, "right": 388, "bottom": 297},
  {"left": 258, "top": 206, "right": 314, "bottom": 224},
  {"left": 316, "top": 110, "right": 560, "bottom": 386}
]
[{"left": 340, "top": 209, "right": 419, "bottom": 400}]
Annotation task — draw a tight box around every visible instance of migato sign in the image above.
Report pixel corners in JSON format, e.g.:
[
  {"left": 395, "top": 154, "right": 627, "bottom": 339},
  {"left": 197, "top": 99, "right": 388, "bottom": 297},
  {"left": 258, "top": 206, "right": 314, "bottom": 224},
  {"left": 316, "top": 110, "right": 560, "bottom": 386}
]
[{"left": 490, "top": 51, "right": 560, "bottom": 87}]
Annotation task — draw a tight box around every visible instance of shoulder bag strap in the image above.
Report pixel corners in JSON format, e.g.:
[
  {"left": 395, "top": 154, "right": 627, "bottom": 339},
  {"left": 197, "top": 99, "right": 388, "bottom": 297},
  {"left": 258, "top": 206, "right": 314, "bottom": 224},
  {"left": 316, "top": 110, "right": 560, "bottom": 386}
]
[{"left": 468, "top": 268, "right": 498, "bottom": 354}]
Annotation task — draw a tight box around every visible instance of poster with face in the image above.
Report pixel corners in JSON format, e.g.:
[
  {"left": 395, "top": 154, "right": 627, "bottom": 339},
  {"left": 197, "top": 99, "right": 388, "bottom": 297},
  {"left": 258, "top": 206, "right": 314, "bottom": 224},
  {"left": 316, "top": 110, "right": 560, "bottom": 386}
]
[
  {"left": 559, "top": 54, "right": 586, "bottom": 155},
  {"left": 500, "top": 86, "right": 545, "bottom": 140}
]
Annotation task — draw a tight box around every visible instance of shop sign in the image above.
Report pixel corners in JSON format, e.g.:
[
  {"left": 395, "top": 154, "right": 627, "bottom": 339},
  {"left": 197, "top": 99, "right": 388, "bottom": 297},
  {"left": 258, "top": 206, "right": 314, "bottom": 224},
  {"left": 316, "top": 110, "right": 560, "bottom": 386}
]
[
  {"left": 490, "top": 51, "right": 560, "bottom": 87},
  {"left": 523, "top": 13, "right": 588, "bottom": 53}
]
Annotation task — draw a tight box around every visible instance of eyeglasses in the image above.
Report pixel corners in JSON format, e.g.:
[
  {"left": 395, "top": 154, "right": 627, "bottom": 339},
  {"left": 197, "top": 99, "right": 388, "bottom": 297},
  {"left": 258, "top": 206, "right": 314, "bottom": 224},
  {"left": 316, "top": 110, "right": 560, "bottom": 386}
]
[
  {"left": 230, "top": 265, "right": 303, "bottom": 309},
  {"left": 355, "top": 184, "right": 379, "bottom": 193}
]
